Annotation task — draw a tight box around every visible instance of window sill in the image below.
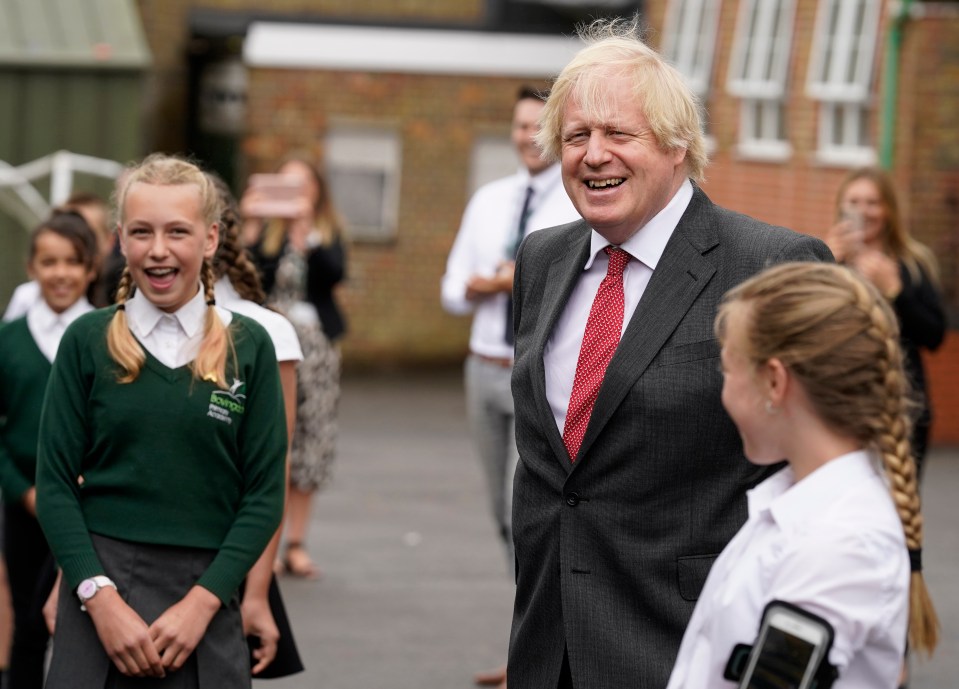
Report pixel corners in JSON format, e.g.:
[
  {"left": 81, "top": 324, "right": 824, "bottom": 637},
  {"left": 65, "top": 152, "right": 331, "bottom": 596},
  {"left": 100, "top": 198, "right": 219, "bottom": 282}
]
[
  {"left": 813, "top": 147, "right": 878, "bottom": 168},
  {"left": 735, "top": 141, "right": 793, "bottom": 163}
]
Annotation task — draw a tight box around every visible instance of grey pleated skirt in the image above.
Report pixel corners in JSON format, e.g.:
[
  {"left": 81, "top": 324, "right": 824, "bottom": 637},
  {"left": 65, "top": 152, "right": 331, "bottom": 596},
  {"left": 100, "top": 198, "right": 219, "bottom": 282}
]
[{"left": 45, "top": 533, "right": 250, "bottom": 689}]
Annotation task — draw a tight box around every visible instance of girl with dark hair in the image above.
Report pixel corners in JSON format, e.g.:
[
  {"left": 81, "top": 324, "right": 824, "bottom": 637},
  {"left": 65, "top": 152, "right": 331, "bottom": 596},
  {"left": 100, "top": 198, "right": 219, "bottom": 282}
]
[{"left": 0, "top": 211, "right": 98, "bottom": 689}]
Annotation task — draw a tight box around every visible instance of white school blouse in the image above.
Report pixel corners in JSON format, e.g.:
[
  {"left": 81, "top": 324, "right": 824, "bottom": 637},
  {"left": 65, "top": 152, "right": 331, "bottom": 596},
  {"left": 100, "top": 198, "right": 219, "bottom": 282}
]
[
  {"left": 215, "top": 278, "right": 303, "bottom": 363},
  {"left": 666, "top": 450, "right": 909, "bottom": 689},
  {"left": 126, "top": 288, "right": 232, "bottom": 369}
]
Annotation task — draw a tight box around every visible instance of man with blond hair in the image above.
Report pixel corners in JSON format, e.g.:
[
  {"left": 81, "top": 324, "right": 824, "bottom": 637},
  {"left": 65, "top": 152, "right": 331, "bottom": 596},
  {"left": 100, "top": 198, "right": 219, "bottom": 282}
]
[{"left": 507, "top": 18, "right": 831, "bottom": 689}]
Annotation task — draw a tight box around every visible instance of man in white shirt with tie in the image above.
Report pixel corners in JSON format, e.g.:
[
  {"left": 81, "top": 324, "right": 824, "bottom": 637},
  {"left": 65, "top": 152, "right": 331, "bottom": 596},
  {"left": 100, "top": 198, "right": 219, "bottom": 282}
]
[{"left": 441, "top": 86, "right": 580, "bottom": 688}]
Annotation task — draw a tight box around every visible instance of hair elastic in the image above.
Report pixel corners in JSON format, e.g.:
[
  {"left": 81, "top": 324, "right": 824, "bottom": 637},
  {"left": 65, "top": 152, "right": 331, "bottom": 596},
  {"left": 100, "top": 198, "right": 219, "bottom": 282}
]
[
  {"left": 206, "top": 298, "right": 216, "bottom": 306},
  {"left": 115, "top": 303, "right": 126, "bottom": 311},
  {"left": 909, "top": 548, "right": 922, "bottom": 573}
]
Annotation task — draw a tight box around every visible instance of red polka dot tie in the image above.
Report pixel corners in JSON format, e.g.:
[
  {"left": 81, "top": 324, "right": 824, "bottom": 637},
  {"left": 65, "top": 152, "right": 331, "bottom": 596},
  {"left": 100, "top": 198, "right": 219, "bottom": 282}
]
[{"left": 562, "top": 247, "right": 630, "bottom": 462}]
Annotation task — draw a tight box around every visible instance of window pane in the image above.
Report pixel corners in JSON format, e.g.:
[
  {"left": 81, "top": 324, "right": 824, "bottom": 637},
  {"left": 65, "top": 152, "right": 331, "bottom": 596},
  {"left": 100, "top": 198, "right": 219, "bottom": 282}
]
[
  {"left": 821, "top": 0, "right": 840, "bottom": 83},
  {"left": 664, "top": 0, "right": 721, "bottom": 95}
]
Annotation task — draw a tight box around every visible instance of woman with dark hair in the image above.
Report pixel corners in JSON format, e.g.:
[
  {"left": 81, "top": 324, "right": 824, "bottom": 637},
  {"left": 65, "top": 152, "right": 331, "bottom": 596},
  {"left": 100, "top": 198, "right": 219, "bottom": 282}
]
[
  {"left": 824, "top": 167, "right": 946, "bottom": 479},
  {"left": 241, "top": 155, "right": 347, "bottom": 579}
]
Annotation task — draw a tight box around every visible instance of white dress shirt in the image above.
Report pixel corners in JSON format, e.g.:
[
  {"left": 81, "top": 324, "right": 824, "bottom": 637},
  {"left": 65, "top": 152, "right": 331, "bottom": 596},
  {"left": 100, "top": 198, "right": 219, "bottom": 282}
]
[
  {"left": 666, "top": 450, "right": 909, "bottom": 689},
  {"left": 215, "top": 277, "right": 303, "bottom": 363},
  {"left": 544, "top": 179, "right": 693, "bottom": 434},
  {"left": 441, "top": 163, "right": 580, "bottom": 360},
  {"left": 26, "top": 297, "right": 94, "bottom": 362},
  {"left": 3, "top": 281, "right": 41, "bottom": 322},
  {"left": 126, "top": 287, "right": 233, "bottom": 369}
]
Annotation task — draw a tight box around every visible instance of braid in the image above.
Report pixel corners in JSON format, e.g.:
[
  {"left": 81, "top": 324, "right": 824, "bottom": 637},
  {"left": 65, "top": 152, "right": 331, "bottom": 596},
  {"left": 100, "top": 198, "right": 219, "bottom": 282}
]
[
  {"left": 852, "top": 274, "right": 940, "bottom": 655},
  {"left": 227, "top": 248, "right": 267, "bottom": 304},
  {"left": 720, "top": 262, "right": 938, "bottom": 656},
  {"left": 208, "top": 171, "right": 267, "bottom": 304},
  {"left": 191, "top": 260, "right": 236, "bottom": 390},
  {"left": 106, "top": 267, "right": 146, "bottom": 382}
]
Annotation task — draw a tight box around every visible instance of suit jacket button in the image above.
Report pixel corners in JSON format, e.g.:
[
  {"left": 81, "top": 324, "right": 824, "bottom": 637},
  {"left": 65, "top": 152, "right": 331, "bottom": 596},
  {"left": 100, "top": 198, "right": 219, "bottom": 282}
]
[{"left": 565, "top": 492, "right": 580, "bottom": 507}]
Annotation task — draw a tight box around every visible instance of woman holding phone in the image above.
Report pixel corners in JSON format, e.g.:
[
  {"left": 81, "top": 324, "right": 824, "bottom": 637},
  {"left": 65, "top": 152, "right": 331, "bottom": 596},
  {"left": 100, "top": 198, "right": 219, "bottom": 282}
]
[
  {"left": 240, "top": 155, "right": 347, "bottom": 579},
  {"left": 666, "top": 263, "right": 937, "bottom": 689},
  {"left": 823, "top": 168, "right": 946, "bottom": 480}
]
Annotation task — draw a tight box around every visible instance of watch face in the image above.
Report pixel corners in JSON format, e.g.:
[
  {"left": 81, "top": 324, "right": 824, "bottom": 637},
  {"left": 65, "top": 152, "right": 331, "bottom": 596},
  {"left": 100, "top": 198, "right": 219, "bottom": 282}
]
[{"left": 78, "top": 579, "right": 97, "bottom": 599}]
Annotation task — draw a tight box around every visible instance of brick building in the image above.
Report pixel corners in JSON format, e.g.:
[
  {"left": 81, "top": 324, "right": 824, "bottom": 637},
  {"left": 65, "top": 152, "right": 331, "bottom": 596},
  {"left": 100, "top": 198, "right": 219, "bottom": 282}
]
[{"left": 132, "top": 0, "right": 958, "bottom": 441}]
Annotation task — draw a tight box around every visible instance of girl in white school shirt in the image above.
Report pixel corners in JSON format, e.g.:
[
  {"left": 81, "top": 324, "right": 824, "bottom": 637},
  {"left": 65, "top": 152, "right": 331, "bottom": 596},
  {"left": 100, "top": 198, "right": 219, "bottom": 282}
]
[
  {"left": 36, "top": 154, "right": 287, "bottom": 688},
  {"left": 666, "top": 263, "right": 937, "bottom": 689},
  {"left": 0, "top": 211, "right": 98, "bottom": 688}
]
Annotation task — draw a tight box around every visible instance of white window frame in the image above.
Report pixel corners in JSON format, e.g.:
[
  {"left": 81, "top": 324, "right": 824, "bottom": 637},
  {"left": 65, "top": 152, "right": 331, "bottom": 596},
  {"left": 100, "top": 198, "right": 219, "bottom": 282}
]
[
  {"left": 727, "top": 0, "right": 796, "bottom": 160},
  {"left": 325, "top": 124, "right": 402, "bottom": 242},
  {"left": 661, "top": 0, "right": 723, "bottom": 100},
  {"left": 806, "top": 0, "right": 882, "bottom": 165}
]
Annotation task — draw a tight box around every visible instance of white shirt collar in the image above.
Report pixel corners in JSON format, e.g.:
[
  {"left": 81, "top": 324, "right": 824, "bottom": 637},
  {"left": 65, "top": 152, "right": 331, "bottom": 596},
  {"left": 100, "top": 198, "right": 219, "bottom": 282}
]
[
  {"left": 584, "top": 178, "right": 693, "bottom": 271},
  {"left": 748, "top": 449, "right": 884, "bottom": 531},
  {"left": 27, "top": 296, "right": 92, "bottom": 332},
  {"left": 126, "top": 285, "right": 208, "bottom": 339},
  {"left": 26, "top": 296, "right": 94, "bottom": 362},
  {"left": 521, "top": 163, "right": 564, "bottom": 198}
]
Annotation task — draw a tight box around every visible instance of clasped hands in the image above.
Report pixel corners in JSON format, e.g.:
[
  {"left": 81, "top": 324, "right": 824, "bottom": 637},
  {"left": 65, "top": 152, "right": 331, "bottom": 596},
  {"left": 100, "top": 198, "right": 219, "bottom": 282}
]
[{"left": 85, "top": 585, "right": 221, "bottom": 678}]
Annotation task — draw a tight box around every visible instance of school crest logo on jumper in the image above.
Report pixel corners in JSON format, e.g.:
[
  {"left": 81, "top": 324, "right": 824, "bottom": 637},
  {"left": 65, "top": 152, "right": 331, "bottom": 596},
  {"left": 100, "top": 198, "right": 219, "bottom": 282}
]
[{"left": 207, "top": 378, "right": 246, "bottom": 425}]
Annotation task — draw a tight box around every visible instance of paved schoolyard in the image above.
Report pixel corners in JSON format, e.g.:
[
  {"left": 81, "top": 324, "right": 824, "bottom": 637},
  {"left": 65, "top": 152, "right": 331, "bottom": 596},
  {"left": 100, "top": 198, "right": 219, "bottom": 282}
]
[{"left": 267, "top": 371, "right": 958, "bottom": 689}]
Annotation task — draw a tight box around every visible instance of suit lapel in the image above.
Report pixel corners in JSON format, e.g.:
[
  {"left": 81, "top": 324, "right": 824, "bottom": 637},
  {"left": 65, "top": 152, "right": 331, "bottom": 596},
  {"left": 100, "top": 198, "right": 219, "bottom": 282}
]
[
  {"left": 530, "top": 224, "right": 592, "bottom": 472},
  {"left": 574, "top": 189, "right": 720, "bottom": 464}
]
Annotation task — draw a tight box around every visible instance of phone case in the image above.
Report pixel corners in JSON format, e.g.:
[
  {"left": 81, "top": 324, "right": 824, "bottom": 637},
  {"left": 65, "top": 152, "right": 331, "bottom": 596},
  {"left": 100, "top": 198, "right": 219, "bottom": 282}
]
[{"left": 724, "top": 600, "right": 839, "bottom": 689}]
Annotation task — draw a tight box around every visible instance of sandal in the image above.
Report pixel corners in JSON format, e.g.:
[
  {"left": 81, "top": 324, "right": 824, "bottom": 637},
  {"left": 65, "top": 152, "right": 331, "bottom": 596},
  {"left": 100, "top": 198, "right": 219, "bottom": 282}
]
[{"left": 281, "top": 542, "right": 322, "bottom": 580}]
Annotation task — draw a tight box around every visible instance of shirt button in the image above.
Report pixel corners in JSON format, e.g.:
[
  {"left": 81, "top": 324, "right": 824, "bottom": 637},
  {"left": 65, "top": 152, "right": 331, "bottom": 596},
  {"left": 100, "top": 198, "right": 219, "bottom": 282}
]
[{"left": 565, "top": 493, "right": 580, "bottom": 507}]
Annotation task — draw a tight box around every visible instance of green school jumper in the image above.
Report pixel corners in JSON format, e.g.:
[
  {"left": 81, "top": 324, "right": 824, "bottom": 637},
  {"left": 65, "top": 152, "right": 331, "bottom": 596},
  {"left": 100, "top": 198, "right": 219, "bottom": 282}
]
[
  {"left": 0, "top": 318, "right": 51, "bottom": 502},
  {"left": 36, "top": 307, "right": 287, "bottom": 604}
]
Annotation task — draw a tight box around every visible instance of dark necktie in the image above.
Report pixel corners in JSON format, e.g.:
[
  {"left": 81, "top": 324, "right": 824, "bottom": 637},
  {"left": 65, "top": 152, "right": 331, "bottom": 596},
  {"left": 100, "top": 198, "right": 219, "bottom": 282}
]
[
  {"left": 562, "top": 247, "right": 630, "bottom": 462},
  {"left": 505, "top": 185, "right": 534, "bottom": 345}
]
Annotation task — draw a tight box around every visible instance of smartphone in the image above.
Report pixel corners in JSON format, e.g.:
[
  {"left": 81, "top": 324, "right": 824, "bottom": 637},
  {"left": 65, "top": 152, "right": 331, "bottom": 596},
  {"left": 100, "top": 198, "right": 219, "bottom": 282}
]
[
  {"left": 738, "top": 602, "right": 833, "bottom": 689},
  {"left": 243, "top": 173, "right": 307, "bottom": 219}
]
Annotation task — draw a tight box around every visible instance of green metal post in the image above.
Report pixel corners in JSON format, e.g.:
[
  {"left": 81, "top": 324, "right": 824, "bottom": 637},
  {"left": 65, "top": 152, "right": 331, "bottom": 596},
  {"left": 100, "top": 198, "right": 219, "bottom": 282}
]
[{"left": 880, "top": 0, "right": 913, "bottom": 170}]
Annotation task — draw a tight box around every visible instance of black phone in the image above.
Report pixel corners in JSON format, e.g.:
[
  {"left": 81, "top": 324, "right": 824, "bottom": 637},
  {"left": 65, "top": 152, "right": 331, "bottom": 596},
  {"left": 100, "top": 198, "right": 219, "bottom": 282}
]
[{"left": 738, "top": 601, "right": 834, "bottom": 689}]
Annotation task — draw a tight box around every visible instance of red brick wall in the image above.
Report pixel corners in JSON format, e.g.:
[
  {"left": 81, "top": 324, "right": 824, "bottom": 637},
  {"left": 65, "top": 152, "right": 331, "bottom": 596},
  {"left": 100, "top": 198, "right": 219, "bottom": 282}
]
[
  {"left": 927, "top": 334, "right": 959, "bottom": 445},
  {"left": 665, "top": 2, "right": 959, "bottom": 446},
  {"left": 243, "top": 70, "right": 553, "bottom": 368}
]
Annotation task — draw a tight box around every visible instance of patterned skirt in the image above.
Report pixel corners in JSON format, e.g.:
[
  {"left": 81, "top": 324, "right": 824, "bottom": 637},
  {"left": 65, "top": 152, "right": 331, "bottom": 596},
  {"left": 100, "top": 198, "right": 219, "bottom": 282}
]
[{"left": 289, "top": 320, "right": 341, "bottom": 492}]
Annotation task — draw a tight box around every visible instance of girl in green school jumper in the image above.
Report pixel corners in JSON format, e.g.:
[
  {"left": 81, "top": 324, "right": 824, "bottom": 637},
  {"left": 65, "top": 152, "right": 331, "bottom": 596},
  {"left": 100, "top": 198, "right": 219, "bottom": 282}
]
[
  {"left": 36, "top": 154, "right": 287, "bottom": 688},
  {"left": 0, "top": 211, "right": 98, "bottom": 689}
]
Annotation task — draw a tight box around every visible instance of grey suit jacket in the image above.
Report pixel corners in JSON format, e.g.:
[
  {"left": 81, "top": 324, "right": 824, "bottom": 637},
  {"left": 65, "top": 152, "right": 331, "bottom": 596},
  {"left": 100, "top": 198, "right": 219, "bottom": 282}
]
[{"left": 507, "top": 186, "right": 833, "bottom": 689}]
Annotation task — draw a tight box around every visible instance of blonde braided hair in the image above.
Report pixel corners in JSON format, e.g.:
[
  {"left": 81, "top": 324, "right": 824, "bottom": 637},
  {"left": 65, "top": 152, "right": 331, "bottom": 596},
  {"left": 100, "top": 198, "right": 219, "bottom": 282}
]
[
  {"left": 193, "top": 259, "right": 236, "bottom": 388},
  {"left": 106, "top": 266, "right": 145, "bottom": 383},
  {"left": 716, "top": 262, "right": 938, "bottom": 655}
]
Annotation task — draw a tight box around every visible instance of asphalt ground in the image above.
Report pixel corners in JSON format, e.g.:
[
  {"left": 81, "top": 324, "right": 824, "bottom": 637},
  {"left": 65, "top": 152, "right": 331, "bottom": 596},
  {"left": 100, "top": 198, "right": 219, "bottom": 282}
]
[{"left": 265, "top": 370, "right": 958, "bottom": 689}]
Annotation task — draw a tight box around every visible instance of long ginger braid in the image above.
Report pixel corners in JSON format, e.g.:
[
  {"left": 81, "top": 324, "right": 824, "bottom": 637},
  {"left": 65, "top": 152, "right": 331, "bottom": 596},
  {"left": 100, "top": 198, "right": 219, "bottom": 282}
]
[{"left": 717, "top": 262, "right": 938, "bottom": 656}]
